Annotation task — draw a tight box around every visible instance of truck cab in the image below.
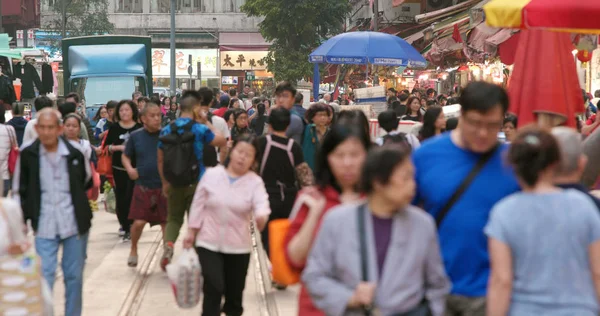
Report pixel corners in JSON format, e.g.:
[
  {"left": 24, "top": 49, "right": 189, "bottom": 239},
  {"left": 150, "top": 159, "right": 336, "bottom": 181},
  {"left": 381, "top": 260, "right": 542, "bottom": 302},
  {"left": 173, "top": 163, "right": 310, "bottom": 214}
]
[{"left": 62, "top": 35, "right": 153, "bottom": 122}]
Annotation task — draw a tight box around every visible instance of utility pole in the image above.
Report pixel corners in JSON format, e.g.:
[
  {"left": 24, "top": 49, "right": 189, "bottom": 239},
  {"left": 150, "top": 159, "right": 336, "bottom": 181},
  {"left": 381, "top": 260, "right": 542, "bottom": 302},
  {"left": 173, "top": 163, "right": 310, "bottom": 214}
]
[
  {"left": 169, "top": 0, "right": 176, "bottom": 96},
  {"left": 373, "top": 0, "right": 379, "bottom": 32},
  {"left": 373, "top": 0, "right": 379, "bottom": 85},
  {"left": 61, "top": 0, "right": 67, "bottom": 39}
]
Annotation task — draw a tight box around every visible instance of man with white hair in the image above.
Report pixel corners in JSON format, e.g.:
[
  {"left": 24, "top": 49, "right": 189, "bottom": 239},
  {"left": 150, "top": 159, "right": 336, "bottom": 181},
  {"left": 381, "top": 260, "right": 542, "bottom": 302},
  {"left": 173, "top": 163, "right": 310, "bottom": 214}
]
[
  {"left": 13, "top": 108, "right": 92, "bottom": 316},
  {"left": 552, "top": 127, "right": 600, "bottom": 209}
]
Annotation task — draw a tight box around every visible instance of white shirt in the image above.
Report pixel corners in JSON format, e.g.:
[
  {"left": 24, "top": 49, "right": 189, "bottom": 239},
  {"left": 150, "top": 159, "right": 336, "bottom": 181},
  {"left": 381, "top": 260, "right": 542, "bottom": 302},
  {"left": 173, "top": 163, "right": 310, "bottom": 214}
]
[
  {"left": 211, "top": 116, "right": 230, "bottom": 162},
  {"left": 0, "top": 125, "right": 17, "bottom": 180},
  {"left": 22, "top": 118, "right": 37, "bottom": 145}
]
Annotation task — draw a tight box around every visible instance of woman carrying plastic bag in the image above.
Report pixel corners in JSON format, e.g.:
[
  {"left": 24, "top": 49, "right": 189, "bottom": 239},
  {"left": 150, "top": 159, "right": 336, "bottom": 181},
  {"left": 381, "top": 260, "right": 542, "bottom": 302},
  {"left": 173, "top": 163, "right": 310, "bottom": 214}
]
[{"left": 181, "top": 134, "right": 271, "bottom": 316}]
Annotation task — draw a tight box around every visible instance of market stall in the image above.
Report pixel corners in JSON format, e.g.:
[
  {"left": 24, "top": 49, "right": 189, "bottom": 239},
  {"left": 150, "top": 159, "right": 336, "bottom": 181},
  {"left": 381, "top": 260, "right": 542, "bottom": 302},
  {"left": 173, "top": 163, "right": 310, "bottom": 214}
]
[{"left": 308, "top": 31, "right": 427, "bottom": 101}]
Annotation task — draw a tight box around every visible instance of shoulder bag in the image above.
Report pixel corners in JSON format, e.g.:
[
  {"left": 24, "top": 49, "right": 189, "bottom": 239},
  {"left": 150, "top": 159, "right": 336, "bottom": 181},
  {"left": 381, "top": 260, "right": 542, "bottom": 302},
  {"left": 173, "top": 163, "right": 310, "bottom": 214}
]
[
  {"left": 96, "top": 132, "right": 113, "bottom": 176},
  {"left": 435, "top": 144, "right": 499, "bottom": 228},
  {"left": 6, "top": 126, "right": 18, "bottom": 175},
  {"left": 357, "top": 204, "right": 433, "bottom": 316}
]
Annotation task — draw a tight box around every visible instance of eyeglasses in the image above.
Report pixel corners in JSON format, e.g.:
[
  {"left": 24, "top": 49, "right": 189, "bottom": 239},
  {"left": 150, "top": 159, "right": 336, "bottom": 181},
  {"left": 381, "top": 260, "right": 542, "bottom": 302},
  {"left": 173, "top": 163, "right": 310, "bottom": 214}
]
[{"left": 462, "top": 115, "right": 503, "bottom": 132}]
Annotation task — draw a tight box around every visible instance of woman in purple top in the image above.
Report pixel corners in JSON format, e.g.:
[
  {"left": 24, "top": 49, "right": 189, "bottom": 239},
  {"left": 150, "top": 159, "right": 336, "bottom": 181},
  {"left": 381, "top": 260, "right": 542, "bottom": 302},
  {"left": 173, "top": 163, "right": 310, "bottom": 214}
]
[{"left": 302, "top": 146, "right": 450, "bottom": 316}]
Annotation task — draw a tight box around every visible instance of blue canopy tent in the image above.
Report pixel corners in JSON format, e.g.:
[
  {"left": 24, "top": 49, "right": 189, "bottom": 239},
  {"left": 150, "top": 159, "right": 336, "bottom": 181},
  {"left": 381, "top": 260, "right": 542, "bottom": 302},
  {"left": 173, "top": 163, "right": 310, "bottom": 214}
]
[{"left": 309, "top": 31, "right": 427, "bottom": 100}]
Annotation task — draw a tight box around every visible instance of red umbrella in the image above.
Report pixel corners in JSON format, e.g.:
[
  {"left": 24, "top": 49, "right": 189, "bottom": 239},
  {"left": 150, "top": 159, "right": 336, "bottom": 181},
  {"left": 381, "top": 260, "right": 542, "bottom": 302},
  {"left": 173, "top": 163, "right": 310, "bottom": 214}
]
[{"left": 507, "top": 29, "right": 584, "bottom": 128}]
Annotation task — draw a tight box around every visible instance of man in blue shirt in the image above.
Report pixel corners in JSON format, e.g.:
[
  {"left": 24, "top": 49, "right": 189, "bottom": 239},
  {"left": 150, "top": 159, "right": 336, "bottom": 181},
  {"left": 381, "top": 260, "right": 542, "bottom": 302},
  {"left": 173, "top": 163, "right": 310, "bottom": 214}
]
[
  {"left": 413, "top": 82, "right": 519, "bottom": 316},
  {"left": 157, "top": 90, "right": 226, "bottom": 271}
]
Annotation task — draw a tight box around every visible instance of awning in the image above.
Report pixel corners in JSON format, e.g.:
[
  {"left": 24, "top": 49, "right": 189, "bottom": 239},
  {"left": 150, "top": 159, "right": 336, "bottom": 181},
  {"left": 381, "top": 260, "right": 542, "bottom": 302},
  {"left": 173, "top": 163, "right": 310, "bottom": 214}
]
[
  {"left": 487, "top": 30, "right": 521, "bottom": 65},
  {"left": 405, "top": 31, "right": 425, "bottom": 44},
  {"left": 468, "top": 23, "right": 500, "bottom": 53},
  {"left": 219, "top": 32, "right": 271, "bottom": 51},
  {"left": 415, "top": 0, "right": 480, "bottom": 24}
]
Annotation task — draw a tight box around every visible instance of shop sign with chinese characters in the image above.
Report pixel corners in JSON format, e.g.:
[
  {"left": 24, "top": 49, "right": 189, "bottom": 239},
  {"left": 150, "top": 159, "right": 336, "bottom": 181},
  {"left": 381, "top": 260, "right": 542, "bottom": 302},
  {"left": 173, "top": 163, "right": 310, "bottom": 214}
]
[
  {"left": 152, "top": 49, "right": 218, "bottom": 77},
  {"left": 220, "top": 51, "right": 269, "bottom": 71}
]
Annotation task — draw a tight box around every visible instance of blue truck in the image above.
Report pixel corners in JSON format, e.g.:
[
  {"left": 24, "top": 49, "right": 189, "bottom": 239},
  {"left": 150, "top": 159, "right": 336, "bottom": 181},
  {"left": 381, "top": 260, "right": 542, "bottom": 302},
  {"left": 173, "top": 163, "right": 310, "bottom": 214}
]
[{"left": 62, "top": 35, "right": 153, "bottom": 124}]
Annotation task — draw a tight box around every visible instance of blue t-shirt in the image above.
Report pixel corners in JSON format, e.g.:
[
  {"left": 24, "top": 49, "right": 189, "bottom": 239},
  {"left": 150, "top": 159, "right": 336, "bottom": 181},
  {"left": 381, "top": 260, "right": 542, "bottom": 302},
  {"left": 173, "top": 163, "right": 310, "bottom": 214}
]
[
  {"left": 124, "top": 128, "right": 162, "bottom": 189},
  {"left": 157, "top": 117, "right": 215, "bottom": 180},
  {"left": 485, "top": 190, "right": 600, "bottom": 315},
  {"left": 412, "top": 133, "right": 519, "bottom": 296}
]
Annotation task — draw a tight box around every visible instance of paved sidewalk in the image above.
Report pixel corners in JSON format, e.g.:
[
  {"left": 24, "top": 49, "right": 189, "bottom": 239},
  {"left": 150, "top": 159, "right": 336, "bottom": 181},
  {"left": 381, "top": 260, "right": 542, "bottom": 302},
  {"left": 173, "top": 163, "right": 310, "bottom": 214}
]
[
  {"left": 134, "top": 224, "right": 300, "bottom": 315},
  {"left": 47, "top": 206, "right": 299, "bottom": 316}
]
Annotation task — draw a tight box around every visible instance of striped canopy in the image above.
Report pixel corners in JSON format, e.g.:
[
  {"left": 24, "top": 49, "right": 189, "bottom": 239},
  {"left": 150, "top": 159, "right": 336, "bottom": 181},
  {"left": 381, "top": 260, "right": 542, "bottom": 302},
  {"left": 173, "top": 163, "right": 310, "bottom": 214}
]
[{"left": 484, "top": 0, "right": 600, "bottom": 34}]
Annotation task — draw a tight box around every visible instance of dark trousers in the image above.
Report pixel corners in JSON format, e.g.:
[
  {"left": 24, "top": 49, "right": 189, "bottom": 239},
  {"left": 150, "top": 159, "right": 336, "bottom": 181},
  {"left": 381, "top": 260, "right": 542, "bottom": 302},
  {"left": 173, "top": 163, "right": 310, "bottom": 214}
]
[
  {"left": 260, "top": 186, "right": 297, "bottom": 257},
  {"left": 113, "top": 168, "right": 134, "bottom": 233},
  {"left": 196, "top": 247, "right": 250, "bottom": 316}
]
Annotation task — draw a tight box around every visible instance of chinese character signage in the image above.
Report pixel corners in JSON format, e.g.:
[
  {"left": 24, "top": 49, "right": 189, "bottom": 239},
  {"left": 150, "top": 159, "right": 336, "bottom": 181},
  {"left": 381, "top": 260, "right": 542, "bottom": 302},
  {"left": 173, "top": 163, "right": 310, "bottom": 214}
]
[
  {"left": 220, "top": 51, "right": 269, "bottom": 71},
  {"left": 152, "top": 49, "right": 218, "bottom": 77}
]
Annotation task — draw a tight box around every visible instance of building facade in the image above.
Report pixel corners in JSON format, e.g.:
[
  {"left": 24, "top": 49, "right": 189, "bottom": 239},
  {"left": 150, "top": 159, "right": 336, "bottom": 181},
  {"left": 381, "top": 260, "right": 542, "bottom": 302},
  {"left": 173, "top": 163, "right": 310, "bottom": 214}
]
[
  {"left": 40, "top": 0, "right": 270, "bottom": 90},
  {"left": 1, "top": 0, "right": 40, "bottom": 42}
]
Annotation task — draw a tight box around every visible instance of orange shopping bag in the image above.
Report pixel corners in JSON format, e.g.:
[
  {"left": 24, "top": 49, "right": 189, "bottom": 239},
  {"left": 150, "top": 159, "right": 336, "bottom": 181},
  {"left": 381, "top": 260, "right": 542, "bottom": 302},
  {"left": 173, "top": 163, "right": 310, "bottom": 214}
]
[{"left": 269, "top": 218, "right": 300, "bottom": 285}]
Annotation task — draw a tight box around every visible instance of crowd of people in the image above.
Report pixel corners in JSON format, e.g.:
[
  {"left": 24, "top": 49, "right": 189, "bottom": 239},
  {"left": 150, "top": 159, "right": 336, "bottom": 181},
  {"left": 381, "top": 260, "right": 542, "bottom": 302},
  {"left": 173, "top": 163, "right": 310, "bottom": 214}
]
[{"left": 2, "top": 80, "right": 600, "bottom": 316}]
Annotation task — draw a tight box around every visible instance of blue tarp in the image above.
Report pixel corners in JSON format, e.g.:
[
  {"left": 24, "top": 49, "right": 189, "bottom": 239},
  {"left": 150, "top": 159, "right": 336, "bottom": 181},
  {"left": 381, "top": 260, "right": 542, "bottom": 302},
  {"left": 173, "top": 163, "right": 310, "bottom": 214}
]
[{"left": 68, "top": 44, "right": 147, "bottom": 78}]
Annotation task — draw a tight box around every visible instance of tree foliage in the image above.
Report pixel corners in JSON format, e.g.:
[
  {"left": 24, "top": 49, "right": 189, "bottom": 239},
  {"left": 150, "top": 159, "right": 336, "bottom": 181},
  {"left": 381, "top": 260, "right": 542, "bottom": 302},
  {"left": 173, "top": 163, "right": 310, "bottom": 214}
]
[
  {"left": 45, "top": 0, "right": 114, "bottom": 40},
  {"left": 242, "top": 0, "right": 351, "bottom": 83}
]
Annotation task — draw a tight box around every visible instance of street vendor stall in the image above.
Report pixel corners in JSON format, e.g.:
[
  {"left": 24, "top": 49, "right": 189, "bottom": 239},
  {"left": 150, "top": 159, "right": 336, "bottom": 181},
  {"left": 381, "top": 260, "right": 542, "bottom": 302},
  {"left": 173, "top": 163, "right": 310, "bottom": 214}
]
[{"left": 308, "top": 31, "right": 427, "bottom": 101}]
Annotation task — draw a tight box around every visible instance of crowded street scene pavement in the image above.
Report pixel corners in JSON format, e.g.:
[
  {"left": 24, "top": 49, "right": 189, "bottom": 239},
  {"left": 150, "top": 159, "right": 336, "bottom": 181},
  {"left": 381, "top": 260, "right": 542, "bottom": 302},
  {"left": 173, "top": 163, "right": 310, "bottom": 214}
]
[
  {"left": 48, "top": 204, "right": 299, "bottom": 316},
  {"left": 2, "top": 0, "right": 600, "bottom": 316}
]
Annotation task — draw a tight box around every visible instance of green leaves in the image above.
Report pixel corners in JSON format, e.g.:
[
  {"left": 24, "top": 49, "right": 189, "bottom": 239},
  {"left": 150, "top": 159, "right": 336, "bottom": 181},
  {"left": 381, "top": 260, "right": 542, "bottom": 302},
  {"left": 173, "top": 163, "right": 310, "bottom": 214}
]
[
  {"left": 241, "top": 0, "right": 351, "bottom": 82},
  {"left": 46, "top": 0, "right": 115, "bottom": 42}
]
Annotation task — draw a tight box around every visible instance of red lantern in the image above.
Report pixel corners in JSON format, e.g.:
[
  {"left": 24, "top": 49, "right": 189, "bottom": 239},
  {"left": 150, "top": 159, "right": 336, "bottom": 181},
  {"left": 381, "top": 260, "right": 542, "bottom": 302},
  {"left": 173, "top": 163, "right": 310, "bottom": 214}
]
[{"left": 577, "top": 50, "right": 593, "bottom": 67}]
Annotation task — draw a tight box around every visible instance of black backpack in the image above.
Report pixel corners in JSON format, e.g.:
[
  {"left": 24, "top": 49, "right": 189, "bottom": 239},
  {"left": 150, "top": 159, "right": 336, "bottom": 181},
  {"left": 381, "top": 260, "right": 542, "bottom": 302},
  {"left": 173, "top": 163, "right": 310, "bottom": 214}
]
[{"left": 159, "top": 121, "right": 199, "bottom": 187}]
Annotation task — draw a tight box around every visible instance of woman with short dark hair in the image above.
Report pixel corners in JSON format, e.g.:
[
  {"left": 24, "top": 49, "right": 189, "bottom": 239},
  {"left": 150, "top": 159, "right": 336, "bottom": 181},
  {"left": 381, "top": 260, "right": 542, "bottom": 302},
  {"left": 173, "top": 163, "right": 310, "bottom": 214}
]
[
  {"left": 302, "top": 103, "right": 330, "bottom": 171},
  {"left": 303, "top": 146, "right": 450, "bottom": 316},
  {"left": 103, "top": 100, "right": 142, "bottom": 241}
]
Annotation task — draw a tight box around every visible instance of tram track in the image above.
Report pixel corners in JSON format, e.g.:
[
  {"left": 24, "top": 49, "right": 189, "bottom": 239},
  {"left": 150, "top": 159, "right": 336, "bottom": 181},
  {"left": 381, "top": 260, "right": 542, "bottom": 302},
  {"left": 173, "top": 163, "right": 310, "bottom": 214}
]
[
  {"left": 115, "top": 222, "right": 277, "bottom": 316},
  {"left": 117, "top": 232, "right": 163, "bottom": 316}
]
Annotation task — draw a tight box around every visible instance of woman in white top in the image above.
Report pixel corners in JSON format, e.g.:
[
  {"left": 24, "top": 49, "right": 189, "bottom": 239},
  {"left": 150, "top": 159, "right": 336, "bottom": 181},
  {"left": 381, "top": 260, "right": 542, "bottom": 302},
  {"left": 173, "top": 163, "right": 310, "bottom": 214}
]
[{"left": 0, "top": 107, "right": 17, "bottom": 197}]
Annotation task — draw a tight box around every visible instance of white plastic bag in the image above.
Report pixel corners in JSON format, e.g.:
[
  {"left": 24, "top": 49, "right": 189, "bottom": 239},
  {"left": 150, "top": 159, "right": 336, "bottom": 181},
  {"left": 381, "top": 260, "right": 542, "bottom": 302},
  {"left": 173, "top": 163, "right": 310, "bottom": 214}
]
[{"left": 165, "top": 248, "right": 203, "bottom": 309}]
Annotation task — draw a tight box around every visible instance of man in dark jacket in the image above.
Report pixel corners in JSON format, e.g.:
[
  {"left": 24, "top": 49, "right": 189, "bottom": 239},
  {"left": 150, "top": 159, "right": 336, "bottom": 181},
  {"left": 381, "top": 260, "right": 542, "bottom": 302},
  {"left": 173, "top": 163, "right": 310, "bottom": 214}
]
[
  {"left": 6, "top": 103, "right": 27, "bottom": 146},
  {"left": 12, "top": 108, "right": 92, "bottom": 316}
]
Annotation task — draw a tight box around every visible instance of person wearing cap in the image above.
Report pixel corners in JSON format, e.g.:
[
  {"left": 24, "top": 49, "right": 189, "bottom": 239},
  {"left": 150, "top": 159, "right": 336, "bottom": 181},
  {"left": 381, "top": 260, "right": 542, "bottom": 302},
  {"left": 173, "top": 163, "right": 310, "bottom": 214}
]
[{"left": 213, "top": 94, "right": 231, "bottom": 118}]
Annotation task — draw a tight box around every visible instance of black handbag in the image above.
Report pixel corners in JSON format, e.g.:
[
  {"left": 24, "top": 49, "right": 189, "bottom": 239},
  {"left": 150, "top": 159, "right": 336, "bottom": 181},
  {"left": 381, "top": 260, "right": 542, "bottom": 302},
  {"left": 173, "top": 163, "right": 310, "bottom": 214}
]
[{"left": 357, "top": 204, "right": 433, "bottom": 316}]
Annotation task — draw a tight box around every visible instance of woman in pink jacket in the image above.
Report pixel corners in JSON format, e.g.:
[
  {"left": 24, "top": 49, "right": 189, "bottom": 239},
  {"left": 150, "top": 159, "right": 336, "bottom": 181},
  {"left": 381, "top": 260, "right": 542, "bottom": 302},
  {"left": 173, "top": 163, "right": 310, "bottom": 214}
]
[{"left": 183, "top": 134, "right": 271, "bottom": 316}]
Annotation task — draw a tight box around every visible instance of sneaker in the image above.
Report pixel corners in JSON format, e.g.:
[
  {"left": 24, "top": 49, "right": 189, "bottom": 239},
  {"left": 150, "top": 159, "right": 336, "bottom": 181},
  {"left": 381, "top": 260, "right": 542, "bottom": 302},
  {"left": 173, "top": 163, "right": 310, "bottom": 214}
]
[
  {"left": 118, "top": 227, "right": 125, "bottom": 237},
  {"left": 122, "top": 232, "right": 131, "bottom": 243},
  {"left": 160, "top": 242, "right": 174, "bottom": 272}
]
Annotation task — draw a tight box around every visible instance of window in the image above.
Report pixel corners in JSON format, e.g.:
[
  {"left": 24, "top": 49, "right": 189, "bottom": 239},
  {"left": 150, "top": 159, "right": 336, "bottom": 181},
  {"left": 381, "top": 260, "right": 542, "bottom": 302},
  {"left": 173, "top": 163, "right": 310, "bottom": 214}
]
[
  {"left": 193, "top": 0, "right": 205, "bottom": 12},
  {"left": 150, "top": 0, "right": 170, "bottom": 13},
  {"left": 117, "top": 0, "right": 143, "bottom": 13}
]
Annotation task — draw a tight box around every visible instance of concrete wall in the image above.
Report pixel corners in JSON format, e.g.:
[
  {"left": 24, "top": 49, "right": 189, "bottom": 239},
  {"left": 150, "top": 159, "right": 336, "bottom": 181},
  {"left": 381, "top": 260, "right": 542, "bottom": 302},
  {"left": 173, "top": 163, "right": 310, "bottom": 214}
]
[
  {"left": 349, "top": 0, "right": 422, "bottom": 27},
  {"left": 40, "top": 0, "right": 261, "bottom": 38}
]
